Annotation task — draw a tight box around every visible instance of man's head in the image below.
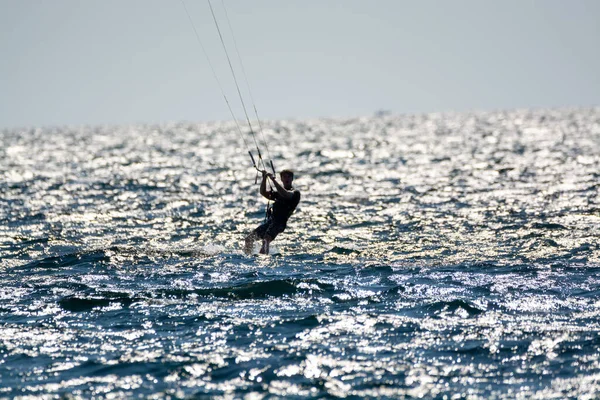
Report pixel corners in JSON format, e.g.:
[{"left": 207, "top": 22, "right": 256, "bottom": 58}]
[{"left": 279, "top": 169, "right": 294, "bottom": 189}]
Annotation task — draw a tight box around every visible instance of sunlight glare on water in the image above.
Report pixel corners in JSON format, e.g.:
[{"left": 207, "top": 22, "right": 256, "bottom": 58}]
[{"left": 1, "top": 108, "right": 600, "bottom": 398}]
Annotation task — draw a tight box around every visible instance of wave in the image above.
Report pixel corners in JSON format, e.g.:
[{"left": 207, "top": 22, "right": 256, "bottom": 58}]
[
  {"left": 16, "top": 250, "right": 110, "bottom": 270},
  {"left": 163, "top": 279, "right": 336, "bottom": 300},
  {"left": 57, "top": 279, "right": 337, "bottom": 312},
  {"left": 59, "top": 294, "right": 138, "bottom": 312},
  {"left": 425, "top": 299, "right": 485, "bottom": 317}
]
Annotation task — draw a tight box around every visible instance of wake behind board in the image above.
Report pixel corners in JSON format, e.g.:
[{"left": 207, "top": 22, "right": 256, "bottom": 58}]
[{"left": 248, "top": 242, "right": 281, "bottom": 256}]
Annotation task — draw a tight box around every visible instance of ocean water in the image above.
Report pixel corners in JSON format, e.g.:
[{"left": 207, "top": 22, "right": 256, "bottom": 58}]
[{"left": 1, "top": 108, "right": 599, "bottom": 398}]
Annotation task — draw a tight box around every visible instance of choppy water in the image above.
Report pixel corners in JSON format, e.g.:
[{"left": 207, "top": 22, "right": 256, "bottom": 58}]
[{"left": 1, "top": 108, "right": 600, "bottom": 398}]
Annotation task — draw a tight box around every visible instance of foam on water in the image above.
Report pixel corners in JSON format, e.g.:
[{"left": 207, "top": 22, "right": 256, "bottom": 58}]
[{"left": 1, "top": 108, "right": 599, "bottom": 398}]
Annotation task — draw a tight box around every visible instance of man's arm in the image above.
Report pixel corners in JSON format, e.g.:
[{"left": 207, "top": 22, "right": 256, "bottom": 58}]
[
  {"left": 259, "top": 170, "right": 272, "bottom": 199},
  {"left": 268, "top": 175, "right": 294, "bottom": 199}
]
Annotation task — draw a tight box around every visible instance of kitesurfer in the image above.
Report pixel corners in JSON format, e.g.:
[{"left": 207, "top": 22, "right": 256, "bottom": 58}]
[{"left": 244, "top": 169, "right": 301, "bottom": 254}]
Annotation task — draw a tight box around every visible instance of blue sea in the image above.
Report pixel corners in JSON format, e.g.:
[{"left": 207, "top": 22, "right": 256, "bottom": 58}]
[{"left": 1, "top": 108, "right": 599, "bottom": 398}]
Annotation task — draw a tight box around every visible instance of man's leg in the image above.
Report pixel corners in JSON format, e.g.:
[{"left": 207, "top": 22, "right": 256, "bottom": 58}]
[
  {"left": 244, "top": 232, "right": 258, "bottom": 254},
  {"left": 259, "top": 234, "right": 273, "bottom": 254}
]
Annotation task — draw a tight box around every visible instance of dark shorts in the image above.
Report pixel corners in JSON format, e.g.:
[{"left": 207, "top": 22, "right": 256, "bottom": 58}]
[{"left": 253, "top": 220, "right": 286, "bottom": 240}]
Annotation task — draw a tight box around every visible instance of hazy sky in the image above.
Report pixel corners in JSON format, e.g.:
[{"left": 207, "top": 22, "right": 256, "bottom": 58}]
[{"left": 1, "top": 0, "right": 599, "bottom": 128}]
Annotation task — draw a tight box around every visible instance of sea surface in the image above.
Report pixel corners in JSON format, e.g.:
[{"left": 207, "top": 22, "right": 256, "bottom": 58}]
[{"left": 1, "top": 108, "right": 600, "bottom": 398}]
